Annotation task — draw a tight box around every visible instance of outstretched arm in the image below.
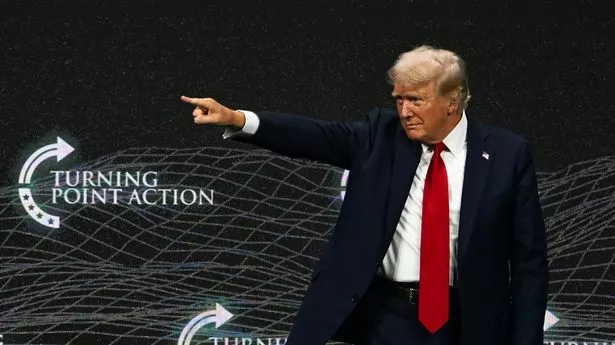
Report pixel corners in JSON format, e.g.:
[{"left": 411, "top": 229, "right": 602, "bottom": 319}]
[{"left": 181, "top": 96, "right": 370, "bottom": 169}]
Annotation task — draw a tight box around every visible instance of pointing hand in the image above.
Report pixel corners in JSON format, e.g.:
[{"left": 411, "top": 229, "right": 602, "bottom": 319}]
[{"left": 180, "top": 96, "right": 246, "bottom": 128}]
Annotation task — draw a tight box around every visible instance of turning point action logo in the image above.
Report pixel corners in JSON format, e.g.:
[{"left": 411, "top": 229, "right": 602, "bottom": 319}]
[{"left": 19, "top": 137, "right": 214, "bottom": 228}]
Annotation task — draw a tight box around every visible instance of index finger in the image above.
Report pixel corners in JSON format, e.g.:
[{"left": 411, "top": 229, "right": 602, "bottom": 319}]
[
  {"left": 180, "top": 95, "right": 199, "bottom": 105},
  {"left": 180, "top": 96, "right": 213, "bottom": 108}
]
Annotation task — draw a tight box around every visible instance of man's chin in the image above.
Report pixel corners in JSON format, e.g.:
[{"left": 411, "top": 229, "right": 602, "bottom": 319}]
[{"left": 404, "top": 129, "right": 423, "bottom": 141}]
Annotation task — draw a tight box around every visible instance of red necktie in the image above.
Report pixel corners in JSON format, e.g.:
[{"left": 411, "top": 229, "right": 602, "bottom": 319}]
[{"left": 419, "top": 142, "right": 449, "bottom": 334}]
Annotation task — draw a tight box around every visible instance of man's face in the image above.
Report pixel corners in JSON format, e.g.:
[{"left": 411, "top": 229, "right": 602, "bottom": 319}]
[{"left": 393, "top": 81, "right": 455, "bottom": 144}]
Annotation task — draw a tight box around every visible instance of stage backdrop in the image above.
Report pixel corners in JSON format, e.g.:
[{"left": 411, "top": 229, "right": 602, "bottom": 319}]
[{"left": 1, "top": 1, "right": 614, "bottom": 344}]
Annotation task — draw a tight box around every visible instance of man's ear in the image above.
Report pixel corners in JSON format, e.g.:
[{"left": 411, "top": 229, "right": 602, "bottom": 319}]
[{"left": 447, "top": 97, "right": 459, "bottom": 115}]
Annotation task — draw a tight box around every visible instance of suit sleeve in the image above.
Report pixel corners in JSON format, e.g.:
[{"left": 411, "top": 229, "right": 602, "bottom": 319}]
[
  {"left": 509, "top": 140, "right": 549, "bottom": 345},
  {"left": 234, "top": 110, "right": 373, "bottom": 170}
]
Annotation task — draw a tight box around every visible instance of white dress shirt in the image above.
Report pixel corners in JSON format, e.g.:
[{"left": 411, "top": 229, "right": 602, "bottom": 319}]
[
  {"left": 382, "top": 113, "right": 467, "bottom": 285},
  {"left": 227, "top": 110, "right": 468, "bottom": 286}
]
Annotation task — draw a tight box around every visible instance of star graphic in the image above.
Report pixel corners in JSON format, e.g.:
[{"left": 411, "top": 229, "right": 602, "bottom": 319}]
[
  {"left": 23, "top": 194, "right": 30, "bottom": 201},
  {"left": 47, "top": 218, "right": 54, "bottom": 225},
  {"left": 36, "top": 213, "right": 43, "bottom": 219},
  {"left": 28, "top": 205, "right": 35, "bottom": 211}
]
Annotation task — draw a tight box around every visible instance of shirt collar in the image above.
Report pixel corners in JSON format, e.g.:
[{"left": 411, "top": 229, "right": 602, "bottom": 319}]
[{"left": 421, "top": 111, "right": 468, "bottom": 158}]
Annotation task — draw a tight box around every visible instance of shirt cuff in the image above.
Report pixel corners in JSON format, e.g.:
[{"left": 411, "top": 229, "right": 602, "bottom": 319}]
[{"left": 222, "top": 110, "right": 260, "bottom": 139}]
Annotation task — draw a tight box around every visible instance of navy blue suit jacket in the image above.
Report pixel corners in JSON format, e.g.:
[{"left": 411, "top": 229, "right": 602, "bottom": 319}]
[{"left": 236, "top": 108, "right": 548, "bottom": 345}]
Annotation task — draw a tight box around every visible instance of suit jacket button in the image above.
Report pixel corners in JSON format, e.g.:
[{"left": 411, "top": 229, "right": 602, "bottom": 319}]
[
  {"left": 351, "top": 295, "right": 358, "bottom": 303},
  {"left": 376, "top": 262, "right": 381, "bottom": 268}
]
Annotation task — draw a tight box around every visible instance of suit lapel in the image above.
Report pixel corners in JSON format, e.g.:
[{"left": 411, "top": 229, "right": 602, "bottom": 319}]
[
  {"left": 382, "top": 130, "right": 422, "bottom": 249},
  {"left": 458, "top": 118, "right": 490, "bottom": 260}
]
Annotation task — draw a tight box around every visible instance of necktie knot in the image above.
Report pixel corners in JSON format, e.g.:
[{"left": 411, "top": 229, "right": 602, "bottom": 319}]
[{"left": 432, "top": 142, "right": 447, "bottom": 155}]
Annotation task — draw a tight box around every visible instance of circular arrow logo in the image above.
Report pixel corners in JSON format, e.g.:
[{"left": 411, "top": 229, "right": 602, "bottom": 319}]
[
  {"left": 178, "top": 303, "right": 233, "bottom": 345},
  {"left": 18, "top": 137, "right": 75, "bottom": 228}
]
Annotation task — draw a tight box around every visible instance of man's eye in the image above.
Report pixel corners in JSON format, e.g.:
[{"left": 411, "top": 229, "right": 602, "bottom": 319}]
[{"left": 394, "top": 97, "right": 423, "bottom": 106}]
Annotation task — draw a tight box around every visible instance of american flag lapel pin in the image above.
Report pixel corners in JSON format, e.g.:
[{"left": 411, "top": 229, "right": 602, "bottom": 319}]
[{"left": 482, "top": 151, "right": 490, "bottom": 160}]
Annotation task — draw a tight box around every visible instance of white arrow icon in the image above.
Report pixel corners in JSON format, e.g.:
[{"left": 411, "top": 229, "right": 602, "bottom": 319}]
[
  {"left": 177, "top": 303, "right": 233, "bottom": 345},
  {"left": 18, "top": 137, "right": 75, "bottom": 228},
  {"left": 544, "top": 309, "right": 559, "bottom": 331},
  {"left": 19, "top": 137, "right": 74, "bottom": 184}
]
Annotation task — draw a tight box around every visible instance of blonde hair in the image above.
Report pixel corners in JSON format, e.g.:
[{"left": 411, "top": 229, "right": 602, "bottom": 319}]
[{"left": 387, "top": 45, "right": 471, "bottom": 109}]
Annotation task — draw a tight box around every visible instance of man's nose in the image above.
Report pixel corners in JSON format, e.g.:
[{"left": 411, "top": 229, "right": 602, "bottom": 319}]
[{"left": 400, "top": 100, "right": 414, "bottom": 117}]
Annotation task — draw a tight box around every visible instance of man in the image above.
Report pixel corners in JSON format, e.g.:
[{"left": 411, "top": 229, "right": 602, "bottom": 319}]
[{"left": 181, "top": 45, "right": 548, "bottom": 345}]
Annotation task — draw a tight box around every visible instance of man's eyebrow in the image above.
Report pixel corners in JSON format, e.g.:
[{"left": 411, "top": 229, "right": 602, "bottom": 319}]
[{"left": 392, "top": 93, "right": 422, "bottom": 99}]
